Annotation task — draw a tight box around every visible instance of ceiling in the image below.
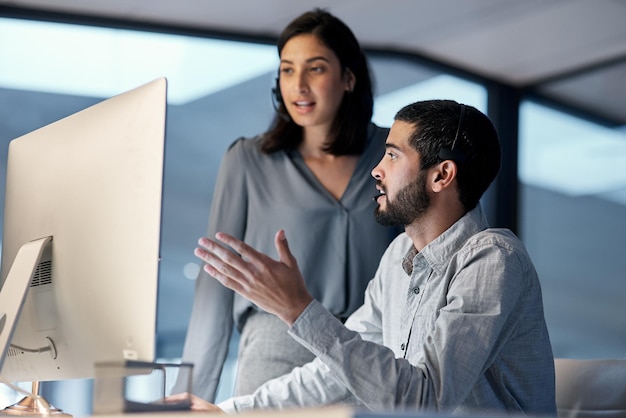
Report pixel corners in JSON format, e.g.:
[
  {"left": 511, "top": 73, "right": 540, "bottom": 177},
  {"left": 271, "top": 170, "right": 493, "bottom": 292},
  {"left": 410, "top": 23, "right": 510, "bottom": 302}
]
[{"left": 1, "top": 0, "right": 626, "bottom": 126}]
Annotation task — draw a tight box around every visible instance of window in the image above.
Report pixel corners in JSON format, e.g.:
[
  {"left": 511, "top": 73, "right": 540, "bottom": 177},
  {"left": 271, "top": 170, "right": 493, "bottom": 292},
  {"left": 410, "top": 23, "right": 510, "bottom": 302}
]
[{"left": 519, "top": 101, "right": 626, "bottom": 358}]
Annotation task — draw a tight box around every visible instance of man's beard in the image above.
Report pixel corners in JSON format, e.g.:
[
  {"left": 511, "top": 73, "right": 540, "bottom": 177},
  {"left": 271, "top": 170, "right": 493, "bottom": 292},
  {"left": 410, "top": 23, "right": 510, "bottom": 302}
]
[{"left": 374, "top": 171, "right": 430, "bottom": 227}]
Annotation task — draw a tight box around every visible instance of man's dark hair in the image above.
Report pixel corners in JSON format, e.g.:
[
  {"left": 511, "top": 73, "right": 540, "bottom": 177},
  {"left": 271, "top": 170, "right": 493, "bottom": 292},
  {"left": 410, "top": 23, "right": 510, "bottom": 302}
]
[
  {"left": 261, "top": 8, "right": 374, "bottom": 155},
  {"left": 395, "top": 100, "right": 501, "bottom": 212}
]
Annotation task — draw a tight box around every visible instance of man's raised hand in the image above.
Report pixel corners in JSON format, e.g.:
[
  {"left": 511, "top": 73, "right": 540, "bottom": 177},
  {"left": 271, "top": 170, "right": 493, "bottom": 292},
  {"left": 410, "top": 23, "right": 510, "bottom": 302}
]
[{"left": 194, "top": 229, "right": 313, "bottom": 325}]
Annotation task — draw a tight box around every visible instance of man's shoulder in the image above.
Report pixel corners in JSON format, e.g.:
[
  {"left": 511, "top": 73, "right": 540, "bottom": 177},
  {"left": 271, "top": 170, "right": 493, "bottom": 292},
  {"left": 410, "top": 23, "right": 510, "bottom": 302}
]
[
  {"left": 471, "top": 227, "right": 524, "bottom": 249},
  {"left": 464, "top": 227, "right": 535, "bottom": 268}
]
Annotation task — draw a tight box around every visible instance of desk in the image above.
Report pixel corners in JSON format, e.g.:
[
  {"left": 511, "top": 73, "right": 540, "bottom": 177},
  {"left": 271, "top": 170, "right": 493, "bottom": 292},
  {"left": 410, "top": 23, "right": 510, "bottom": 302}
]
[{"left": 93, "top": 407, "right": 353, "bottom": 418}]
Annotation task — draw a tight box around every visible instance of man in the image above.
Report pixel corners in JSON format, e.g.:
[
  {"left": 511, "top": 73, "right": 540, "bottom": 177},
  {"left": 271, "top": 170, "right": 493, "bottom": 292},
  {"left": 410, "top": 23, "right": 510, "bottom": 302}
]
[{"left": 180, "top": 100, "right": 556, "bottom": 415}]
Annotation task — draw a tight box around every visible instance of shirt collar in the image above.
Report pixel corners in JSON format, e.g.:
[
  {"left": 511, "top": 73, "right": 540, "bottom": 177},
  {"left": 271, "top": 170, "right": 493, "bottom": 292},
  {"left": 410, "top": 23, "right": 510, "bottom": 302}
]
[{"left": 402, "top": 204, "right": 489, "bottom": 275}]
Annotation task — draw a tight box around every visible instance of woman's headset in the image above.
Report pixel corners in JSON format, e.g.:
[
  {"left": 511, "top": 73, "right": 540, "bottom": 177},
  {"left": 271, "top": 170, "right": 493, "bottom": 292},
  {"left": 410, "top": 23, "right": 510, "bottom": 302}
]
[{"left": 271, "top": 76, "right": 289, "bottom": 121}]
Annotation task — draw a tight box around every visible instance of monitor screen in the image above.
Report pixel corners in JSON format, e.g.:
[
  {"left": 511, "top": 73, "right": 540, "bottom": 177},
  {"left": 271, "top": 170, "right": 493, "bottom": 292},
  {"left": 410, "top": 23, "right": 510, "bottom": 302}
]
[{"left": 0, "top": 78, "right": 167, "bottom": 383}]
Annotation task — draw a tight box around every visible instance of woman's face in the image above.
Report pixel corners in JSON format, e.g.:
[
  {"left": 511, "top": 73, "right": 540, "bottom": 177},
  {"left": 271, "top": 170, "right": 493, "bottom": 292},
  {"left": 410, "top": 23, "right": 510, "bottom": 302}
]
[{"left": 278, "top": 34, "right": 354, "bottom": 133}]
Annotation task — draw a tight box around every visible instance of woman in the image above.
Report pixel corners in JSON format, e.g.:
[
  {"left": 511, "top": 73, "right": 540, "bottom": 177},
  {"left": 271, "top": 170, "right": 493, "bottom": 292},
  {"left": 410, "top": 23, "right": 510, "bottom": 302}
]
[{"left": 177, "top": 8, "right": 399, "bottom": 400}]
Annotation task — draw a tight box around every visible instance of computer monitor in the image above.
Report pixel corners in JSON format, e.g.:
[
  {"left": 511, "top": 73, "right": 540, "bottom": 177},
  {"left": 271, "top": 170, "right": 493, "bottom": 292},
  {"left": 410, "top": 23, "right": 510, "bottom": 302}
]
[{"left": 0, "top": 78, "right": 167, "bottom": 384}]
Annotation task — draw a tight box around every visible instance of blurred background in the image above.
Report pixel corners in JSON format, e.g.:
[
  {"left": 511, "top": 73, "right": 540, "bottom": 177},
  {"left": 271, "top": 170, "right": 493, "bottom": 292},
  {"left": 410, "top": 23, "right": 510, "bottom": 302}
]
[{"left": 0, "top": 0, "right": 625, "bottom": 414}]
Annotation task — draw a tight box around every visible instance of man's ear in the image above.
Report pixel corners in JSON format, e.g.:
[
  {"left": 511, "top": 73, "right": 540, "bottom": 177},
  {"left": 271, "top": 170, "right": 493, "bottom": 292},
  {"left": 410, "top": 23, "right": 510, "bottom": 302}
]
[{"left": 431, "top": 160, "right": 457, "bottom": 192}]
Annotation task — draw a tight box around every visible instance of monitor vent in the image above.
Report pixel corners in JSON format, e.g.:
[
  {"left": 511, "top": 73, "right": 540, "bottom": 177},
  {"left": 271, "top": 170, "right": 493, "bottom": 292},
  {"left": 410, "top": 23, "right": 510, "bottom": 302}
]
[
  {"left": 31, "top": 260, "right": 52, "bottom": 287},
  {"left": 6, "top": 346, "right": 22, "bottom": 357}
]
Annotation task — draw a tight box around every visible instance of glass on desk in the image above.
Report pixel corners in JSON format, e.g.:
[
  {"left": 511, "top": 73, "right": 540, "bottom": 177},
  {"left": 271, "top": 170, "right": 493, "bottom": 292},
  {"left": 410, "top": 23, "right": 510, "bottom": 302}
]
[{"left": 92, "top": 360, "right": 192, "bottom": 414}]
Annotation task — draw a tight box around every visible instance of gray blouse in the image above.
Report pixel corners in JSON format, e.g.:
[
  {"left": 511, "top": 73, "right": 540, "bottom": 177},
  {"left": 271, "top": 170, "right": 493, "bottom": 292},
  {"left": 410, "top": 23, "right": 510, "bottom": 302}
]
[{"left": 178, "top": 124, "right": 400, "bottom": 401}]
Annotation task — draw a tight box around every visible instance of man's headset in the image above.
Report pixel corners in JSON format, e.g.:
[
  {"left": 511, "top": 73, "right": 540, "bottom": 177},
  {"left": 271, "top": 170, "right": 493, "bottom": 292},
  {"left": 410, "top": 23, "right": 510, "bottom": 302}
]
[{"left": 438, "top": 104, "right": 467, "bottom": 164}]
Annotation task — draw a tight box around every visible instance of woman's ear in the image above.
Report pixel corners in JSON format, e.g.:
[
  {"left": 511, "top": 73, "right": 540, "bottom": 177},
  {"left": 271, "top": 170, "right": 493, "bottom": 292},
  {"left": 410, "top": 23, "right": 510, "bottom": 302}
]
[
  {"left": 344, "top": 69, "right": 356, "bottom": 92},
  {"left": 431, "top": 160, "right": 458, "bottom": 193}
]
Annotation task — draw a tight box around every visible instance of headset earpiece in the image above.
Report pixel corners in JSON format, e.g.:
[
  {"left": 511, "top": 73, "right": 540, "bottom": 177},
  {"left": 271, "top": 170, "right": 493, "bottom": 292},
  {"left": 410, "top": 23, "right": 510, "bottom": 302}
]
[
  {"left": 271, "top": 76, "right": 289, "bottom": 121},
  {"left": 272, "top": 77, "right": 283, "bottom": 104},
  {"left": 438, "top": 104, "right": 467, "bottom": 164}
]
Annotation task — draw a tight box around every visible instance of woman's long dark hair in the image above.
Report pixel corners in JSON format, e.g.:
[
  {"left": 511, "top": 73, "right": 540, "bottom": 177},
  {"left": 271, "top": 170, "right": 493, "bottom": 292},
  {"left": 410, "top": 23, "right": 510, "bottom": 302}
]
[{"left": 261, "top": 9, "right": 374, "bottom": 155}]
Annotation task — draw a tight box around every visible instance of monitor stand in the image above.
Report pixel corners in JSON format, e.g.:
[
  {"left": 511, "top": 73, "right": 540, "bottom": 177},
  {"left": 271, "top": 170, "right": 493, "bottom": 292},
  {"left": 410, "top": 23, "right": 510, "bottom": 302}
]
[
  {"left": 0, "top": 237, "right": 70, "bottom": 417},
  {"left": 1, "top": 381, "right": 70, "bottom": 417}
]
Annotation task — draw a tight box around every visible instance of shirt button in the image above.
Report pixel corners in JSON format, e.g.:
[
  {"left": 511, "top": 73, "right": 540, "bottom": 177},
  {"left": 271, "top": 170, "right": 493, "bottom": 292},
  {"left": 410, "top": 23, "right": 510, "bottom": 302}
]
[
  {"left": 400, "top": 343, "right": 405, "bottom": 351},
  {"left": 413, "top": 287, "right": 420, "bottom": 294}
]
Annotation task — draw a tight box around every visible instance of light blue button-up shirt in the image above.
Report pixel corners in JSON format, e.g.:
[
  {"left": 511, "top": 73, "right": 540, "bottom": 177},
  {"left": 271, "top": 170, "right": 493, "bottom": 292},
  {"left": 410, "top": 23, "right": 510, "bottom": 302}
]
[{"left": 220, "top": 205, "right": 557, "bottom": 415}]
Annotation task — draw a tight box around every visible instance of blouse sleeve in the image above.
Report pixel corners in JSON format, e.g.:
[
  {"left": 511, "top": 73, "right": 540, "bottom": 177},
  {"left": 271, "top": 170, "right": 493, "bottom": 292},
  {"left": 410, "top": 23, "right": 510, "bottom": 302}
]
[{"left": 175, "top": 138, "right": 249, "bottom": 401}]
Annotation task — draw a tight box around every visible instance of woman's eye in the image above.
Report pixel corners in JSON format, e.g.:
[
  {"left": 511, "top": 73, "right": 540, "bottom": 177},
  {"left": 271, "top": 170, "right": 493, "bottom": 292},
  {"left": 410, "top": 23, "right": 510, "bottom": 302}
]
[
  {"left": 387, "top": 152, "right": 397, "bottom": 160},
  {"left": 280, "top": 67, "right": 293, "bottom": 75},
  {"left": 310, "top": 66, "right": 324, "bottom": 73}
]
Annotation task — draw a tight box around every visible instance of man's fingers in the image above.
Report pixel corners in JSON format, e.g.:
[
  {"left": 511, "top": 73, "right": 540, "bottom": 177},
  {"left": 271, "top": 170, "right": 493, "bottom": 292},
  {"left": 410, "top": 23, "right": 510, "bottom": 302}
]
[
  {"left": 196, "top": 231, "right": 311, "bottom": 325},
  {"left": 213, "top": 232, "right": 269, "bottom": 265},
  {"left": 202, "top": 263, "right": 247, "bottom": 294},
  {"left": 194, "top": 239, "right": 249, "bottom": 289},
  {"left": 274, "top": 229, "right": 298, "bottom": 269}
]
